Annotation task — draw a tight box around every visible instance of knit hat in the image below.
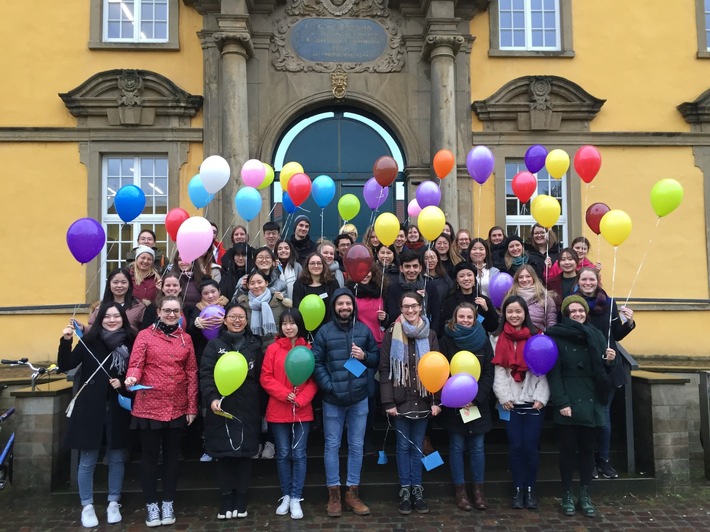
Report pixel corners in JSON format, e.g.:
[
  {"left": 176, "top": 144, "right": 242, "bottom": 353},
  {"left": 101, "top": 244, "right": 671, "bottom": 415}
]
[
  {"left": 506, "top": 235, "right": 523, "bottom": 249},
  {"left": 453, "top": 261, "right": 476, "bottom": 277},
  {"left": 134, "top": 245, "right": 155, "bottom": 260},
  {"left": 561, "top": 295, "right": 589, "bottom": 316},
  {"left": 293, "top": 214, "right": 310, "bottom": 228}
]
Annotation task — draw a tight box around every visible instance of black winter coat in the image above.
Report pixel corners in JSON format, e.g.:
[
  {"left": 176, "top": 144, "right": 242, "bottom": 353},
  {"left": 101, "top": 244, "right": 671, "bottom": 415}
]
[{"left": 290, "top": 235, "right": 318, "bottom": 266}]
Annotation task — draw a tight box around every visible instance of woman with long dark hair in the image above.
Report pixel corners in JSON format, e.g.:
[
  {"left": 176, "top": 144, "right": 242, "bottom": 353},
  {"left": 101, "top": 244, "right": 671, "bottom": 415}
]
[
  {"left": 292, "top": 252, "right": 339, "bottom": 330},
  {"left": 236, "top": 270, "right": 292, "bottom": 348},
  {"left": 505, "top": 265, "right": 558, "bottom": 332},
  {"left": 467, "top": 238, "right": 500, "bottom": 298},
  {"left": 84, "top": 268, "right": 146, "bottom": 333},
  {"left": 276, "top": 240, "right": 302, "bottom": 300}
]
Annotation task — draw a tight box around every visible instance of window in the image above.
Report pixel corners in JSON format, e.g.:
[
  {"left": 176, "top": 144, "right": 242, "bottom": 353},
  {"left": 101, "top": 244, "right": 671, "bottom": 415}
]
[
  {"left": 696, "top": 0, "right": 710, "bottom": 57},
  {"left": 89, "top": 0, "right": 179, "bottom": 50},
  {"left": 504, "top": 159, "right": 568, "bottom": 246}
]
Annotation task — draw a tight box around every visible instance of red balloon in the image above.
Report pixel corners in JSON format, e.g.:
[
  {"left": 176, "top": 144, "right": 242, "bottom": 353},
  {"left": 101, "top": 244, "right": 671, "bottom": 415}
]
[
  {"left": 373, "top": 156, "right": 398, "bottom": 187},
  {"left": 574, "top": 145, "right": 602, "bottom": 184},
  {"left": 287, "top": 173, "right": 312, "bottom": 206},
  {"left": 165, "top": 208, "right": 190, "bottom": 242},
  {"left": 511, "top": 171, "right": 537, "bottom": 203},
  {"left": 343, "top": 244, "right": 373, "bottom": 283},
  {"left": 585, "top": 202, "right": 610, "bottom": 235}
]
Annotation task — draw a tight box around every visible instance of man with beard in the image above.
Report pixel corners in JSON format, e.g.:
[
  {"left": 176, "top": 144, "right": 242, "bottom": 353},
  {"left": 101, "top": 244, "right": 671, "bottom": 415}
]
[{"left": 289, "top": 215, "right": 317, "bottom": 265}]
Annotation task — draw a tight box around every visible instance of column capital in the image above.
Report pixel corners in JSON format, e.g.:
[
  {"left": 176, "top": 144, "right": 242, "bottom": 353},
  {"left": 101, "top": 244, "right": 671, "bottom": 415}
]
[
  {"left": 214, "top": 31, "right": 254, "bottom": 58},
  {"left": 421, "top": 34, "right": 465, "bottom": 61}
]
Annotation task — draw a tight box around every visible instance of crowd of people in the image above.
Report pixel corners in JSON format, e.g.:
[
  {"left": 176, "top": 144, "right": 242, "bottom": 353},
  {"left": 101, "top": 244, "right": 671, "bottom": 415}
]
[{"left": 59, "top": 214, "right": 636, "bottom": 527}]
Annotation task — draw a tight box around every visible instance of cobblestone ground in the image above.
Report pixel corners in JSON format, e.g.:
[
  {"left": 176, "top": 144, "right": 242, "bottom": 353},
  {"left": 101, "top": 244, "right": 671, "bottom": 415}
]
[{"left": 3, "top": 488, "right": 710, "bottom": 531}]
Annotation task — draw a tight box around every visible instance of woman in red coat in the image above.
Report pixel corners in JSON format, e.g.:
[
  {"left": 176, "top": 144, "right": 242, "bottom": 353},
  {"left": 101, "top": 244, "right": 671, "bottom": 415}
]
[{"left": 260, "top": 308, "right": 317, "bottom": 520}]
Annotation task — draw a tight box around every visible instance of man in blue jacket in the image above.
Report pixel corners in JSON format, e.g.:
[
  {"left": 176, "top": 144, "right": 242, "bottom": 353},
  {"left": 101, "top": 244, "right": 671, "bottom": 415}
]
[{"left": 312, "top": 287, "right": 379, "bottom": 518}]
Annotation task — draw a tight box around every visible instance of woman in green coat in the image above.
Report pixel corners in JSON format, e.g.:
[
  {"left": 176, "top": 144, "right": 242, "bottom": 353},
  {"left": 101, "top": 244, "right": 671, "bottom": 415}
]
[{"left": 546, "top": 295, "right": 617, "bottom": 519}]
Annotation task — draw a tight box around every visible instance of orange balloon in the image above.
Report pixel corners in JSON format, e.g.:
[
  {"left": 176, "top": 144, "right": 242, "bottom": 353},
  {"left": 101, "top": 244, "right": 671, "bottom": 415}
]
[
  {"left": 417, "top": 351, "right": 450, "bottom": 393},
  {"left": 433, "top": 149, "right": 455, "bottom": 179}
]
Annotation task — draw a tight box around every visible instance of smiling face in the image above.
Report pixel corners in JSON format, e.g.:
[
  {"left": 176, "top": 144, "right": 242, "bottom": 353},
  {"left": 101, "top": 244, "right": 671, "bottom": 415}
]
[
  {"left": 334, "top": 295, "right": 354, "bottom": 321},
  {"left": 159, "top": 301, "right": 182, "bottom": 326},
  {"left": 577, "top": 270, "right": 599, "bottom": 296},
  {"left": 567, "top": 302, "right": 587, "bottom": 323},
  {"left": 277, "top": 242, "right": 291, "bottom": 261},
  {"left": 394, "top": 230, "right": 406, "bottom": 248},
  {"left": 559, "top": 251, "right": 577, "bottom": 274},
  {"left": 508, "top": 240, "right": 524, "bottom": 258},
  {"left": 368, "top": 232, "right": 380, "bottom": 247},
  {"left": 102, "top": 307, "right": 124, "bottom": 332},
  {"left": 470, "top": 241, "right": 487, "bottom": 264},
  {"left": 337, "top": 239, "right": 352, "bottom": 256},
  {"left": 234, "top": 253, "right": 247, "bottom": 268},
  {"left": 456, "top": 268, "right": 476, "bottom": 293},
  {"left": 490, "top": 229, "right": 505, "bottom": 245},
  {"left": 136, "top": 252, "right": 154, "bottom": 273},
  {"left": 137, "top": 231, "right": 155, "bottom": 247},
  {"left": 264, "top": 229, "right": 280, "bottom": 248},
  {"left": 255, "top": 250, "right": 273, "bottom": 272},
  {"left": 572, "top": 241, "right": 588, "bottom": 260},
  {"left": 517, "top": 269, "right": 534, "bottom": 288},
  {"left": 400, "top": 296, "right": 422, "bottom": 324},
  {"left": 407, "top": 226, "right": 420, "bottom": 242},
  {"left": 423, "top": 250, "right": 438, "bottom": 271},
  {"left": 224, "top": 306, "right": 247, "bottom": 333},
  {"left": 295, "top": 221, "right": 310, "bottom": 239},
  {"left": 532, "top": 226, "right": 547, "bottom": 247},
  {"left": 400, "top": 259, "right": 421, "bottom": 282},
  {"left": 457, "top": 232, "right": 470, "bottom": 251},
  {"left": 281, "top": 316, "right": 299, "bottom": 339},
  {"left": 110, "top": 273, "right": 130, "bottom": 299},
  {"left": 320, "top": 245, "right": 335, "bottom": 265},
  {"left": 248, "top": 274, "right": 267, "bottom": 296},
  {"left": 434, "top": 237, "right": 449, "bottom": 255},
  {"left": 455, "top": 307, "right": 476, "bottom": 328},
  {"left": 307, "top": 255, "right": 324, "bottom": 278},
  {"left": 232, "top": 227, "right": 247, "bottom": 243},
  {"left": 201, "top": 284, "right": 221, "bottom": 305},
  {"left": 378, "top": 246, "right": 394, "bottom": 266},
  {"left": 505, "top": 301, "right": 525, "bottom": 329},
  {"left": 162, "top": 277, "right": 181, "bottom": 297}
]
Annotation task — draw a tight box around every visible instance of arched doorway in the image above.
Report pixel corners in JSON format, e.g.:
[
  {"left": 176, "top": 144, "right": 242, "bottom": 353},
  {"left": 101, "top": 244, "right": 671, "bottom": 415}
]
[{"left": 272, "top": 108, "right": 407, "bottom": 243}]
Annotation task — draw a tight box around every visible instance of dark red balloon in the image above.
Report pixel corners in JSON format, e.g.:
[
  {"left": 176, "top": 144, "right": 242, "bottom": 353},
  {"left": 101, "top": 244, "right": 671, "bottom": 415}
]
[
  {"left": 511, "top": 171, "right": 537, "bottom": 203},
  {"left": 373, "top": 156, "right": 398, "bottom": 187},
  {"left": 585, "top": 202, "right": 610, "bottom": 235},
  {"left": 574, "top": 145, "right": 602, "bottom": 184},
  {"left": 165, "top": 208, "right": 190, "bottom": 241},
  {"left": 343, "top": 244, "right": 373, "bottom": 283}
]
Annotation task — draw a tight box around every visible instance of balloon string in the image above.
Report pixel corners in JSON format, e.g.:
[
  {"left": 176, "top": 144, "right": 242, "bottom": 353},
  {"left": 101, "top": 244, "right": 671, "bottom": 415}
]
[
  {"left": 251, "top": 203, "right": 278, "bottom": 246},
  {"left": 477, "top": 184, "right": 482, "bottom": 238},
  {"left": 321, "top": 208, "right": 324, "bottom": 243},
  {"left": 72, "top": 238, "right": 119, "bottom": 321},
  {"left": 623, "top": 217, "right": 661, "bottom": 307},
  {"left": 584, "top": 183, "right": 589, "bottom": 218},
  {"left": 543, "top": 231, "right": 549, "bottom": 324},
  {"left": 379, "top": 262, "right": 386, "bottom": 313},
  {"left": 596, "top": 233, "right": 601, "bottom": 266},
  {"left": 385, "top": 414, "right": 426, "bottom": 457},
  {"left": 607, "top": 246, "right": 618, "bottom": 348},
  {"left": 421, "top": 243, "right": 430, "bottom": 318}
]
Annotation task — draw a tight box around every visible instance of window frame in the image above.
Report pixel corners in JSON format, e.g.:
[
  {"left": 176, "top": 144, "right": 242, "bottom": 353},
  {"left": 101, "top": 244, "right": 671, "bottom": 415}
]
[
  {"left": 89, "top": 0, "right": 180, "bottom": 50},
  {"left": 696, "top": 0, "right": 710, "bottom": 58}
]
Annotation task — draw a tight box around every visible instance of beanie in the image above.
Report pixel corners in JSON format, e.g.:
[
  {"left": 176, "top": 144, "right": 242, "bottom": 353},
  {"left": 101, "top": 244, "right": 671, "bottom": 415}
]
[
  {"left": 453, "top": 261, "right": 476, "bottom": 277},
  {"left": 561, "top": 295, "right": 590, "bottom": 316},
  {"left": 134, "top": 245, "right": 155, "bottom": 260},
  {"left": 293, "top": 215, "right": 310, "bottom": 228}
]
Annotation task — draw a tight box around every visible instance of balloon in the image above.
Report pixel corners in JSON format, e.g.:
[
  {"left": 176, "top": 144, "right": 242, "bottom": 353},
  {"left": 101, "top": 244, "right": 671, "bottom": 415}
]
[
  {"left": 282, "top": 192, "right": 297, "bottom": 214},
  {"left": 450, "top": 351, "right": 481, "bottom": 381},
  {"left": 650, "top": 178, "right": 684, "bottom": 217},
  {"left": 188, "top": 174, "right": 215, "bottom": 209},
  {"left": 585, "top": 202, "right": 610, "bottom": 235},
  {"left": 214, "top": 351, "right": 248, "bottom": 396},
  {"left": 363, "top": 177, "right": 390, "bottom": 210},
  {"left": 114, "top": 185, "right": 146, "bottom": 223},
  {"left": 284, "top": 346, "right": 315, "bottom": 386},
  {"left": 66, "top": 218, "right": 106, "bottom": 264},
  {"left": 241, "top": 159, "right": 266, "bottom": 188},
  {"left": 418, "top": 206, "right": 446, "bottom": 241},
  {"left": 417, "top": 351, "right": 450, "bottom": 394},
  {"left": 373, "top": 156, "right": 398, "bottom": 187},
  {"left": 299, "top": 294, "right": 326, "bottom": 332},
  {"left": 287, "top": 173, "right": 312, "bottom": 207},
  {"left": 545, "top": 149, "right": 570, "bottom": 179},
  {"left": 599, "top": 209, "right": 632, "bottom": 247},
  {"left": 433, "top": 149, "right": 455, "bottom": 179},
  {"left": 531, "top": 194, "right": 561, "bottom": 228},
  {"left": 338, "top": 194, "right": 360, "bottom": 221},
  {"left": 489, "top": 272, "right": 514, "bottom": 308},
  {"left": 523, "top": 334, "right": 558, "bottom": 376},
  {"left": 574, "top": 145, "right": 602, "bottom": 184},
  {"left": 165, "top": 208, "right": 190, "bottom": 242},
  {"left": 407, "top": 198, "right": 422, "bottom": 218},
  {"left": 466, "top": 146, "right": 494, "bottom": 185},
  {"left": 200, "top": 155, "right": 231, "bottom": 194},
  {"left": 525, "top": 144, "right": 547, "bottom": 173},
  {"left": 441, "top": 374, "right": 479, "bottom": 408},
  {"left": 280, "top": 162, "right": 304, "bottom": 190},
  {"left": 234, "top": 187, "right": 263, "bottom": 221},
  {"left": 176, "top": 216, "right": 213, "bottom": 262},
  {"left": 258, "top": 163, "right": 275, "bottom": 190},
  {"left": 199, "top": 305, "right": 225, "bottom": 340},
  {"left": 312, "top": 175, "right": 336, "bottom": 208},
  {"left": 415, "top": 181, "right": 441, "bottom": 208},
  {"left": 344, "top": 244, "right": 373, "bottom": 283},
  {"left": 374, "top": 212, "right": 400, "bottom": 246},
  {"left": 511, "top": 171, "right": 537, "bottom": 203}
]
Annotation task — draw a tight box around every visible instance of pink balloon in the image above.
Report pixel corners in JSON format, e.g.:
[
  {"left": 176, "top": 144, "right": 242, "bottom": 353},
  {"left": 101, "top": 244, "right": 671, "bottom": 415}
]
[
  {"left": 241, "top": 159, "right": 266, "bottom": 188},
  {"left": 408, "top": 198, "right": 422, "bottom": 218},
  {"left": 176, "top": 216, "right": 214, "bottom": 263}
]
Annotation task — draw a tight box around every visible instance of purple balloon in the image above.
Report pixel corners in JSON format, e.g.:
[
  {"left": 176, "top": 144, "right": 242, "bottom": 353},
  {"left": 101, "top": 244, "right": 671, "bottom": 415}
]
[
  {"left": 466, "top": 146, "right": 494, "bottom": 185},
  {"left": 199, "top": 305, "right": 225, "bottom": 340},
  {"left": 524, "top": 334, "right": 559, "bottom": 376},
  {"left": 525, "top": 145, "right": 548, "bottom": 174},
  {"left": 363, "top": 177, "right": 389, "bottom": 210},
  {"left": 66, "top": 218, "right": 106, "bottom": 264},
  {"left": 441, "top": 374, "right": 479, "bottom": 408},
  {"left": 415, "top": 180, "right": 441, "bottom": 208},
  {"left": 488, "top": 272, "right": 514, "bottom": 308}
]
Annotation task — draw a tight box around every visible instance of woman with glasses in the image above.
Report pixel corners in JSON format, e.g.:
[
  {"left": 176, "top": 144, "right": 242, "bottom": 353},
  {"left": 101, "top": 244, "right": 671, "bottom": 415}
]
[
  {"left": 292, "top": 252, "right": 340, "bottom": 334},
  {"left": 453, "top": 230, "right": 471, "bottom": 260},
  {"left": 141, "top": 271, "right": 184, "bottom": 330},
  {"left": 525, "top": 224, "right": 560, "bottom": 281}
]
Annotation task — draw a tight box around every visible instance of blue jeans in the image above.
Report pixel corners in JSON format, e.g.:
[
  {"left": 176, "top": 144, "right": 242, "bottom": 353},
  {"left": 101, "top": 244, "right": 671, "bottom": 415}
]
[
  {"left": 596, "top": 387, "right": 616, "bottom": 461},
  {"left": 393, "top": 416, "right": 428, "bottom": 486},
  {"left": 322, "top": 398, "right": 368, "bottom": 487},
  {"left": 78, "top": 448, "right": 127, "bottom": 506},
  {"left": 449, "top": 432, "right": 485, "bottom": 484},
  {"left": 271, "top": 422, "right": 311, "bottom": 499},
  {"left": 505, "top": 406, "right": 545, "bottom": 489}
]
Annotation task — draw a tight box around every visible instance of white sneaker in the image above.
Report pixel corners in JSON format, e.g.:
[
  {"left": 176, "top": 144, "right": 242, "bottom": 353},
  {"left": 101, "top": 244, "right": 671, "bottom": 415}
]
[
  {"left": 145, "top": 503, "right": 161, "bottom": 527},
  {"left": 106, "top": 501, "right": 122, "bottom": 524},
  {"left": 261, "top": 441, "right": 275, "bottom": 459},
  {"left": 290, "top": 498, "right": 304, "bottom": 520},
  {"left": 236, "top": 510, "right": 248, "bottom": 518},
  {"left": 81, "top": 504, "right": 99, "bottom": 528},
  {"left": 200, "top": 452, "right": 213, "bottom": 462},
  {"left": 161, "top": 501, "right": 176, "bottom": 525},
  {"left": 276, "top": 495, "right": 291, "bottom": 515}
]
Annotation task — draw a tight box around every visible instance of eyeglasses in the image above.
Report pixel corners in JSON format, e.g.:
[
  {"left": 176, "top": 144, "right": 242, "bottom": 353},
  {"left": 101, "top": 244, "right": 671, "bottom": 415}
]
[
  {"left": 401, "top": 303, "right": 421, "bottom": 310},
  {"left": 161, "top": 308, "right": 181, "bottom": 315},
  {"left": 256, "top": 256, "right": 272, "bottom": 262},
  {"left": 308, "top": 262, "right": 323, "bottom": 266},
  {"left": 226, "top": 314, "right": 247, "bottom": 321}
]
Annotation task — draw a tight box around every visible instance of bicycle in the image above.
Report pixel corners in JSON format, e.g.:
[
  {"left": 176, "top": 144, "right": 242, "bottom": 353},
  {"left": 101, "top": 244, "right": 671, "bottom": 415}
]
[{"left": 1, "top": 358, "right": 60, "bottom": 392}]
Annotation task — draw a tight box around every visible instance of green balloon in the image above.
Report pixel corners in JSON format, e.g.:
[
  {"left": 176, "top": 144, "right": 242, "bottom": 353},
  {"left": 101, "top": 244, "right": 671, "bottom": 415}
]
[
  {"left": 284, "top": 346, "right": 315, "bottom": 386},
  {"left": 299, "top": 294, "right": 326, "bottom": 332},
  {"left": 214, "top": 351, "right": 248, "bottom": 396},
  {"left": 650, "top": 178, "right": 684, "bottom": 217},
  {"left": 338, "top": 194, "right": 360, "bottom": 221}
]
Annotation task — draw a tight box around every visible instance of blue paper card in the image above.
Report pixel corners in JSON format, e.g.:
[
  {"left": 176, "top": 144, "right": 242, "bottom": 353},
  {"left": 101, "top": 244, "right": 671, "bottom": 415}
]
[
  {"left": 497, "top": 403, "right": 510, "bottom": 421},
  {"left": 378, "top": 451, "right": 388, "bottom": 465},
  {"left": 421, "top": 451, "right": 444, "bottom": 471},
  {"left": 72, "top": 320, "right": 83, "bottom": 338},
  {"left": 476, "top": 314, "right": 485, "bottom": 323},
  {"left": 127, "top": 384, "right": 154, "bottom": 392},
  {"left": 117, "top": 394, "right": 132, "bottom": 411},
  {"left": 344, "top": 357, "right": 366, "bottom": 377}
]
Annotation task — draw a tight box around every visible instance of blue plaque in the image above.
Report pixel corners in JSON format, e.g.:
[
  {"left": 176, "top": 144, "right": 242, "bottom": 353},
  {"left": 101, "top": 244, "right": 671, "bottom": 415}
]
[{"left": 290, "top": 18, "right": 388, "bottom": 63}]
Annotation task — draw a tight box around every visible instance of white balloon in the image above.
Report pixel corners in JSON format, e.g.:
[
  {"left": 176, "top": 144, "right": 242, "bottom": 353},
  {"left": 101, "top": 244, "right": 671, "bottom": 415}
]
[
  {"left": 176, "top": 216, "right": 214, "bottom": 263},
  {"left": 200, "top": 155, "right": 231, "bottom": 194}
]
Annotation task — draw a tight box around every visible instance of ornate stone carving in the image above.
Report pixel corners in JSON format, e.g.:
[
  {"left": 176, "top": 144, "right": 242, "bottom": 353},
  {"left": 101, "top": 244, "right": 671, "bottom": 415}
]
[
  {"left": 529, "top": 77, "right": 552, "bottom": 111},
  {"left": 331, "top": 67, "right": 348, "bottom": 99},
  {"left": 287, "top": 0, "right": 388, "bottom": 17},
  {"left": 214, "top": 31, "right": 255, "bottom": 58},
  {"left": 421, "top": 34, "right": 466, "bottom": 60},
  {"left": 117, "top": 70, "right": 143, "bottom": 108}
]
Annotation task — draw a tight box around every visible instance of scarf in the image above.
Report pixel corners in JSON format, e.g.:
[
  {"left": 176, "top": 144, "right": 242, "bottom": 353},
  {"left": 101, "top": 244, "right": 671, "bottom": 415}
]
[
  {"left": 512, "top": 255, "right": 528, "bottom": 267},
  {"left": 248, "top": 289, "right": 276, "bottom": 336},
  {"left": 579, "top": 288, "right": 608, "bottom": 316},
  {"left": 196, "top": 295, "right": 229, "bottom": 311},
  {"left": 398, "top": 273, "right": 424, "bottom": 292},
  {"left": 347, "top": 280, "right": 380, "bottom": 299},
  {"left": 156, "top": 321, "right": 179, "bottom": 336},
  {"left": 222, "top": 330, "right": 246, "bottom": 353},
  {"left": 390, "top": 316, "right": 431, "bottom": 396},
  {"left": 516, "top": 286, "right": 537, "bottom": 305},
  {"left": 491, "top": 323, "right": 532, "bottom": 382},
  {"left": 444, "top": 322, "right": 488, "bottom": 353},
  {"left": 100, "top": 329, "right": 130, "bottom": 375}
]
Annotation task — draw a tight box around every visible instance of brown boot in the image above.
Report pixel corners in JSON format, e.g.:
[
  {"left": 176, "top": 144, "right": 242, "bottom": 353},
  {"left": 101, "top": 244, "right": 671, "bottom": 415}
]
[
  {"left": 344, "top": 485, "right": 370, "bottom": 515},
  {"left": 473, "top": 483, "right": 487, "bottom": 510},
  {"left": 326, "top": 486, "right": 342, "bottom": 517},
  {"left": 455, "top": 484, "right": 472, "bottom": 511}
]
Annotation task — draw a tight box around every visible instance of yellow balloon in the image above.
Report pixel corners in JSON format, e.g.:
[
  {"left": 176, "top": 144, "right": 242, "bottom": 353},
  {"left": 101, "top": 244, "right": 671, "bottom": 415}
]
[
  {"left": 450, "top": 351, "right": 481, "bottom": 380},
  {"left": 338, "top": 194, "right": 360, "bottom": 221},
  {"left": 258, "top": 163, "right": 275, "bottom": 190},
  {"left": 418, "top": 206, "right": 446, "bottom": 241},
  {"left": 545, "top": 149, "right": 570, "bottom": 180},
  {"left": 599, "top": 209, "right": 632, "bottom": 247},
  {"left": 531, "top": 194, "right": 561, "bottom": 228},
  {"left": 530, "top": 194, "right": 544, "bottom": 213},
  {"left": 417, "top": 351, "right": 450, "bottom": 394},
  {"left": 280, "top": 162, "right": 304, "bottom": 190},
  {"left": 374, "top": 212, "right": 400, "bottom": 246}
]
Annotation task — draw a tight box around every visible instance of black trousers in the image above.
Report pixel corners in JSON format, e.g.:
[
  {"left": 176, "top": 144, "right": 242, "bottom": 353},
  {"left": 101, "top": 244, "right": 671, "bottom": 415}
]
[
  {"left": 558, "top": 424, "right": 596, "bottom": 489},
  {"left": 216, "top": 456, "right": 252, "bottom": 495},
  {"left": 139, "top": 427, "right": 182, "bottom": 504}
]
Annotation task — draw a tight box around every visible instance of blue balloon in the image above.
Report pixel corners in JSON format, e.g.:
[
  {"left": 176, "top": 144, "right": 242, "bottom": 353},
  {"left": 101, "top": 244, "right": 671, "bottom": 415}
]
[
  {"left": 188, "top": 174, "right": 214, "bottom": 209},
  {"left": 282, "top": 192, "right": 297, "bottom": 214},
  {"left": 235, "top": 186, "right": 263, "bottom": 221},
  {"left": 311, "top": 175, "right": 336, "bottom": 208},
  {"left": 114, "top": 185, "right": 146, "bottom": 223}
]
